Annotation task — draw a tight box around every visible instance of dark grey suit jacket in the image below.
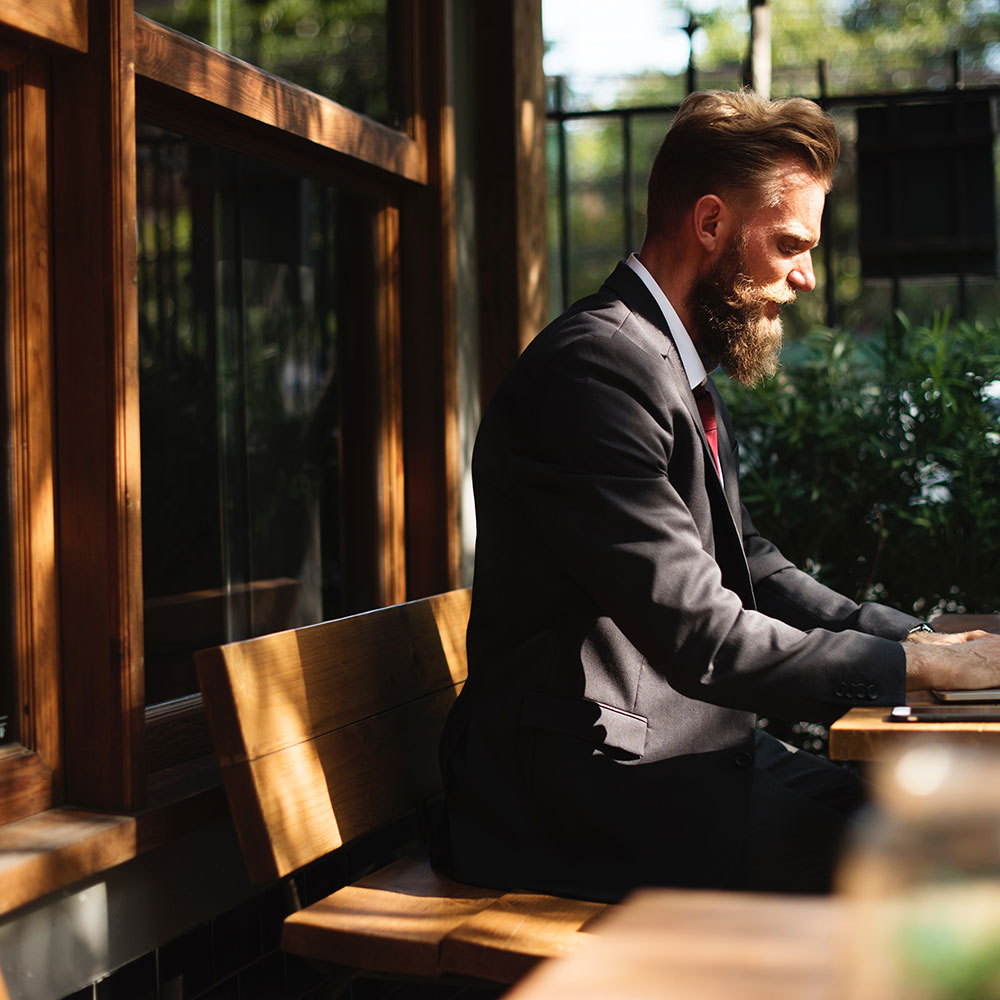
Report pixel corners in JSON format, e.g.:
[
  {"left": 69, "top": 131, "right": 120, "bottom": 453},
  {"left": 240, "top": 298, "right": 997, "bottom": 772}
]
[{"left": 439, "top": 262, "right": 918, "bottom": 900}]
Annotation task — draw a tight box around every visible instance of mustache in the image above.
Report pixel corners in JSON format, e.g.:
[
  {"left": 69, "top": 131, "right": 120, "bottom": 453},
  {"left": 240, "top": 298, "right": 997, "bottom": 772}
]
[{"left": 725, "top": 273, "right": 797, "bottom": 310}]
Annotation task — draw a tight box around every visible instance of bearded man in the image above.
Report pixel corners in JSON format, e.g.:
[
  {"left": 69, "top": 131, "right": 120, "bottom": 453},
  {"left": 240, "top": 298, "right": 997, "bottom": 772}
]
[{"left": 437, "top": 89, "right": 1000, "bottom": 899}]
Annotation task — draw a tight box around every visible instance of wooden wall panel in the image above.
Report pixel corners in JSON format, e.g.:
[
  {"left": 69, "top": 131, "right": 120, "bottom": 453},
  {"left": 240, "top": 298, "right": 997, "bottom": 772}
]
[
  {"left": 52, "top": 0, "right": 144, "bottom": 811},
  {"left": 475, "top": 0, "right": 549, "bottom": 406},
  {"left": 0, "top": 43, "right": 61, "bottom": 823},
  {"left": 0, "top": 0, "right": 86, "bottom": 53},
  {"left": 401, "top": 0, "right": 461, "bottom": 597}
]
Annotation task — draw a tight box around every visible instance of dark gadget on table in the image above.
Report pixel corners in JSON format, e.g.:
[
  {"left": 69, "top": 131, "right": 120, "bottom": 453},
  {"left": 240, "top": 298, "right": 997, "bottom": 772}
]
[{"left": 887, "top": 704, "right": 1000, "bottom": 723}]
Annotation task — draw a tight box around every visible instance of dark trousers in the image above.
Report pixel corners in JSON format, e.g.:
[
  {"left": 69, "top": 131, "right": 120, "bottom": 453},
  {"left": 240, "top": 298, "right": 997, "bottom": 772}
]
[{"left": 738, "top": 729, "right": 868, "bottom": 894}]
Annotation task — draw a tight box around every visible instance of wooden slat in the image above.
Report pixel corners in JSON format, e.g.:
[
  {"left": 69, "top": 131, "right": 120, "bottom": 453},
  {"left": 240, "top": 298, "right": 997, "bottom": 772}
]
[
  {"left": 221, "top": 683, "right": 459, "bottom": 881},
  {"left": 282, "top": 855, "right": 607, "bottom": 984},
  {"left": 0, "top": 0, "right": 86, "bottom": 52},
  {"left": 134, "top": 15, "right": 423, "bottom": 185},
  {"left": 282, "top": 856, "right": 504, "bottom": 978},
  {"left": 442, "top": 891, "right": 607, "bottom": 984},
  {"left": 195, "top": 589, "right": 470, "bottom": 767}
]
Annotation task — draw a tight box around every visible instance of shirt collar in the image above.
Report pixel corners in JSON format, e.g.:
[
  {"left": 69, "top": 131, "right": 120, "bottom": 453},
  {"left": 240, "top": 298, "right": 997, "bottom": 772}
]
[{"left": 625, "top": 253, "right": 707, "bottom": 391}]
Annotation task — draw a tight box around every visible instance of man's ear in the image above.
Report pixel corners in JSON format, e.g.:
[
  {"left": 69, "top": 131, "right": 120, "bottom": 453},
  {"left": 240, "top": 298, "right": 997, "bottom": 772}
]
[{"left": 692, "top": 194, "right": 730, "bottom": 252}]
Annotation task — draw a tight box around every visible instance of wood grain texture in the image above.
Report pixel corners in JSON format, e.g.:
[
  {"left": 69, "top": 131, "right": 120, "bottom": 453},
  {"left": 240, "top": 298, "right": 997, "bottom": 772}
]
[
  {"left": 0, "top": 0, "right": 86, "bottom": 51},
  {"left": 231, "top": 685, "right": 458, "bottom": 879},
  {"left": 829, "top": 705, "right": 1000, "bottom": 762},
  {"left": 441, "top": 890, "right": 606, "bottom": 983},
  {"left": 134, "top": 15, "right": 423, "bottom": 184},
  {"left": 505, "top": 889, "right": 839, "bottom": 1000},
  {"left": 0, "top": 42, "right": 61, "bottom": 822},
  {"left": 282, "top": 856, "right": 504, "bottom": 978},
  {"left": 400, "top": 0, "right": 461, "bottom": 596},
  {"left": 195, "top": 589, "right": 470, "bottom": 767},
  {"left": 52, "top": 0, "right": 145, "bottom": 811},
  {"left": 282, "top": 855, "right": 607, "bottom": 984},
  {"left": 195, "top": 589, "right": 470, "bottom": 880},
  {"left": 0, "top": 785, "right": 227, "bottom": 918}
]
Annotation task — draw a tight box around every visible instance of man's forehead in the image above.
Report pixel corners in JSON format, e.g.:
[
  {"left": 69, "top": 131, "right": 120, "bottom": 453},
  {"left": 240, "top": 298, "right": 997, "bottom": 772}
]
[{"left": 749, "top": 168, "right": 826, "bottom": 236}]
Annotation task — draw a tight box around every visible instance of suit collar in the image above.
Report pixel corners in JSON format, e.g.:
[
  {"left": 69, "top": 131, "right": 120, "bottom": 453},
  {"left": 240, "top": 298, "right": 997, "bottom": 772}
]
[{"left": 623, "top": 254, "right": 707, "bottom": 390}]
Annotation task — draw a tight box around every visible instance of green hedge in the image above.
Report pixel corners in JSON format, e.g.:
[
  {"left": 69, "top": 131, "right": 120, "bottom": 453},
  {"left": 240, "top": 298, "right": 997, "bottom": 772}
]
[{"left": 718, "top": 313, "right": 1000, "bottom": 618}]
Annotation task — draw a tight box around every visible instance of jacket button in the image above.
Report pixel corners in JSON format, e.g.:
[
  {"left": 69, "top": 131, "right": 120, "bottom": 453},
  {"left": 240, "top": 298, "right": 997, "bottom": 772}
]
[
  {"left": 868, "top": 685, "right": 879, "bottom": 700},
  {"left": 734, "top": 751, "right": 753, "bottom": 769},
  {"left": 834, "top": 682, "right": 846, "bottom": 697}
]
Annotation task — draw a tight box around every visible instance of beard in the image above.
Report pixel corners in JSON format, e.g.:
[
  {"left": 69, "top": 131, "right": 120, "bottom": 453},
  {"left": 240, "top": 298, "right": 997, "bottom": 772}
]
[{"left": 688, "top": 238, "right": 794, "bottom": 387}]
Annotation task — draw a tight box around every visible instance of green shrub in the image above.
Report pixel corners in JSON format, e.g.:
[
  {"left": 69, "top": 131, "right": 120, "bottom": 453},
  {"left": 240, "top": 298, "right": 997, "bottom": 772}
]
[{"left": 719, "top": 313, "right": 1000, "bottom": 618}]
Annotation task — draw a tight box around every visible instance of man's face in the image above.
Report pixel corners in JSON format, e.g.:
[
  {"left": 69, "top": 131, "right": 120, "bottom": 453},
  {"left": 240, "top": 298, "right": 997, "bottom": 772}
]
[{"left": 689, "top": 168, "right": 825, "bottom": 386}]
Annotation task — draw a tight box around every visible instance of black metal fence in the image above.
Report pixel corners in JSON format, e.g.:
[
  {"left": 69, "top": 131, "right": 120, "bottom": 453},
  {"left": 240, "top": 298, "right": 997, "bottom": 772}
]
[{"left": 547, "top": 57, "right": 1000, "bottom": 334}]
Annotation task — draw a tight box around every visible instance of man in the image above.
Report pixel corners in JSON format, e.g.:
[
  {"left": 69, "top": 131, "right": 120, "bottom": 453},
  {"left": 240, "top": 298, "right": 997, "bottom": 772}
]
[{"left": 438, "top": 89, "right": 1000, "bottom": 900}]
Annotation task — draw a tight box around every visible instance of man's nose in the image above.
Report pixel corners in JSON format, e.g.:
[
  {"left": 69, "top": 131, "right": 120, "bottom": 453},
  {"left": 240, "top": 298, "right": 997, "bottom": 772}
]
[{"left": 788, "top": 251, "right": 816, "bottom": 292}]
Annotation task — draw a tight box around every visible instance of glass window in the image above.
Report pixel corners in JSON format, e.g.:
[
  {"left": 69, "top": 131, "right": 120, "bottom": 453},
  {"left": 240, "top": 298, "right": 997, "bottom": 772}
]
[
  {"left": 137, "top": 122, "right": 380, "bottom": 705},
  {"left": 134, "top": 0, "right": 398, "bottom": 126}
]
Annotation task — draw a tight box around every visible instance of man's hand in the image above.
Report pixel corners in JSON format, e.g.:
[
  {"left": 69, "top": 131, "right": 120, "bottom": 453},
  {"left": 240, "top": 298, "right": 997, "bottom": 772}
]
[
  {"left": 905, "top": 629, "right": 992, "bottom": 646},
  {"left": 905, "top": 633, "right": 1000, "bottom": 691}
]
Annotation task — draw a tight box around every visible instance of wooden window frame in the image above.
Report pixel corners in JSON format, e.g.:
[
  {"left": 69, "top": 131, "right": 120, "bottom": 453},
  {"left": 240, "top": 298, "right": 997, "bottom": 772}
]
[
  {"left": 132, "top": 18, "right": 421, "bottom": 778},
  {"left": 0, "top": 0, "right": 86, "bottom": 53},
  {"left": 0, "top": 0, "right": 458, "bottom": 823},
  {"left": 0, "top": 41, "right": 61, "bottom": 826}
]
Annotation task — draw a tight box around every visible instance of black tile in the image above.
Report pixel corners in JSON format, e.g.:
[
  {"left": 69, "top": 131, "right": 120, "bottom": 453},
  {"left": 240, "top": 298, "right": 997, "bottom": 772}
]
[
  {"left": 198, "top": 974, "right": 240, "bottom": 1000},
  {"left": 159, "top": 922, "right": 215, "bottom": 1000},
  {"left": 283, "top": 954, "right": 330, "bottom": 999},
  {"left": 257, "top": 885, "right": 291, "bottom": 955},
  {"left": 213, "top": 899, "right": 263, "bottom": 980},
  {"left": 96, "top": 952, "right": 157, "bottom": 1000},
  {"left": 238, "top": 950, "right": 285, "bottom": 1000}
]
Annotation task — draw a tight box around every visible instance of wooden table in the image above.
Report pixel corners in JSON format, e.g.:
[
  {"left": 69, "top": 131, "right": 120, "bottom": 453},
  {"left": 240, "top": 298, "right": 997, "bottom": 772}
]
[
  {"left": 504, "top": 889, "right": 842, "bottom": 1000},
  {"left": 829, "top": 613, "right": 1000, "bottom": 763}
]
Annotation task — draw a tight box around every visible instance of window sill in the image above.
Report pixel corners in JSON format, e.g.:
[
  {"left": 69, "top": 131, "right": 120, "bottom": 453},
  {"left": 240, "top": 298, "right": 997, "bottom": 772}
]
[{"left": 0, "top": 761, "right": 228, "bottom": 920}]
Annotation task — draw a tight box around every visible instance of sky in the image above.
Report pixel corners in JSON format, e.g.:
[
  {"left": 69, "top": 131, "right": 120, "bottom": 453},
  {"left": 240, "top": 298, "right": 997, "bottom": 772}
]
[{"left": 542, "top": 0, "right": 738, "bottom": 81}]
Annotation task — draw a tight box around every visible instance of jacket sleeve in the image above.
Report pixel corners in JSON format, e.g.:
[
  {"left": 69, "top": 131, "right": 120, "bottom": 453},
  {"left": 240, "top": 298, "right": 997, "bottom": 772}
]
[{"left": 741, "top": 504, "right": 923, "bottom": 639}]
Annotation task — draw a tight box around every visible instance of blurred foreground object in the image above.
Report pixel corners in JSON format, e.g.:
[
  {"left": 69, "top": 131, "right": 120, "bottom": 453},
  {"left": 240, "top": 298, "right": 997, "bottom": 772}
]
[{"left": 839, "top": 745, "right": 1000, "bottom": 998}]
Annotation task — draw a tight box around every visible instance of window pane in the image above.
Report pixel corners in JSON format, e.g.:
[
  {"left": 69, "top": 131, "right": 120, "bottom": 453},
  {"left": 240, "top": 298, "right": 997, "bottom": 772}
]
[
  {"left": 134, "top": 0, "right": 397, "bottom": 126},
  {"left": 138, "top": 123, "right": 378, "bottom": 705}
]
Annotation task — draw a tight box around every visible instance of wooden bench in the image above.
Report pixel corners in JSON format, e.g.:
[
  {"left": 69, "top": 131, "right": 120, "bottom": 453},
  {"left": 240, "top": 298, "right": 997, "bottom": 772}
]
[{"left": 194, "top": 588, "right": 608, "bottom": 989}]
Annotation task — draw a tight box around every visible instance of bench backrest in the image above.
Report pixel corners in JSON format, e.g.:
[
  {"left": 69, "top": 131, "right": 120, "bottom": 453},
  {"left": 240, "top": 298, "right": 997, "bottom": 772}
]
[{"left": 194, "top": 588, "right": 471, "bottom": 882}]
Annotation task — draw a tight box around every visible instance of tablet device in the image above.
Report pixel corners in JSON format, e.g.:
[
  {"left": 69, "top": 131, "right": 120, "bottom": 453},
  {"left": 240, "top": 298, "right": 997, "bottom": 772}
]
[
  {"left": 932, "top": 688, "right": 1000, "bottom": 702},
  {"left": 888, "top": 704, "right": 1000, "bottom": 723}
]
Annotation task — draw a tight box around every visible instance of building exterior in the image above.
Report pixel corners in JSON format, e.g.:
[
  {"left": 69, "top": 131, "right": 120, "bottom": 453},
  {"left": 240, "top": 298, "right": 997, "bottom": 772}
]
[{"left": 0, "top": 2, "right": 547, "bottom": 996}]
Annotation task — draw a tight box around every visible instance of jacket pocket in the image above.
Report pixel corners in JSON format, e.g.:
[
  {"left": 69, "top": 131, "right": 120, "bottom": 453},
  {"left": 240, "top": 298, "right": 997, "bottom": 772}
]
[{"left": 520, "top": 689, "right": 648, "bottom": 760}]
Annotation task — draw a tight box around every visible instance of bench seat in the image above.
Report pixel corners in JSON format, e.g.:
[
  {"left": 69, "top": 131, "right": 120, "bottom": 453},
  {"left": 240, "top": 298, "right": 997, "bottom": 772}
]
[
  {"left": 195, "top": 589, "right": 610, "bottom": 989},
  {"left": 282, "top": 855, "right": 605, "bottom": 983}
]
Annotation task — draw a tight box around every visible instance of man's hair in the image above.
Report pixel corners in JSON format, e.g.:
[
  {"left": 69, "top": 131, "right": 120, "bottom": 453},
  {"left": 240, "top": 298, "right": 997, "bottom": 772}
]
[{"left": 645, "top": 89, "right": 840, "bottom": 238}]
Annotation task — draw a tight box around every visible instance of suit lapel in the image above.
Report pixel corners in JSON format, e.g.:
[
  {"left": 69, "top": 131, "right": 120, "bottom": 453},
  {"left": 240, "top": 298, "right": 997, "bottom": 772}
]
[
  {"left": 604, "top": 263, "right": 756, "bottom": 607},
  {"left": 603, "top": 264, "right": 737, "bottom": 515}
]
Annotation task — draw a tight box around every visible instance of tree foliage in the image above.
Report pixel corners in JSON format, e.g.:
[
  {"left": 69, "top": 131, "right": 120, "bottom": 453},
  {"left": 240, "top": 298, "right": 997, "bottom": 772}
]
[{"left": 719, "top": 313, "right": 1000, "bottom": 617}]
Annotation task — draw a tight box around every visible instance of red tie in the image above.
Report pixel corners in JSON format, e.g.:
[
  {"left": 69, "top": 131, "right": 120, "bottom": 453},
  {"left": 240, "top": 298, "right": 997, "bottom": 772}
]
[{"left": 694, "top": 385, "right": 722, "bottom": 479}]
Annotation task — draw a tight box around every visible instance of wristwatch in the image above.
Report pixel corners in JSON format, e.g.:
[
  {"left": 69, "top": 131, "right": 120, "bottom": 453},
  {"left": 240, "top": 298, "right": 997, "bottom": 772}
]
[{"left": 907, "top": 623, "right": 935, "bottom": 635}]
